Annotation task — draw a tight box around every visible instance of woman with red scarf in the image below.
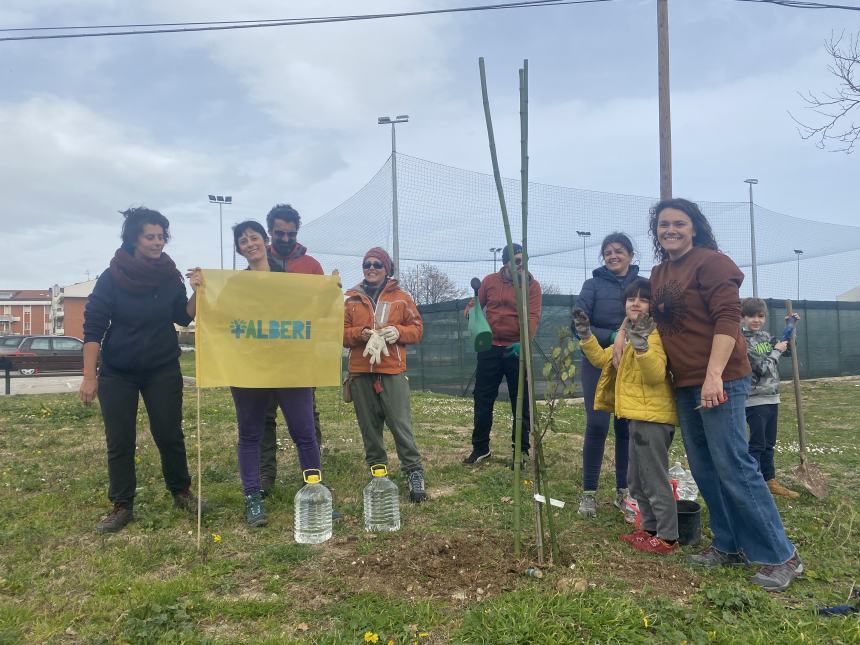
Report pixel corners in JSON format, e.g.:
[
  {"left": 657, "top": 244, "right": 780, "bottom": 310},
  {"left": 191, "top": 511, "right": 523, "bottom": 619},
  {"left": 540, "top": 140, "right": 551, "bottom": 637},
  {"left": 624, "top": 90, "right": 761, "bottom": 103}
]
[{"left": 80, "top": 207, "right": 205, "bottom": 534}]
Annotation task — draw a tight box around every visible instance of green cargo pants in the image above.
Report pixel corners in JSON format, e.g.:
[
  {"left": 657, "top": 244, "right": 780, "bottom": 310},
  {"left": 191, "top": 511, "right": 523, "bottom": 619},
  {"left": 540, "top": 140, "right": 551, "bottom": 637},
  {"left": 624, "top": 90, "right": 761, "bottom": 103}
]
[{"left": 350, "top": 373, "right": 423, "bottom": 474}]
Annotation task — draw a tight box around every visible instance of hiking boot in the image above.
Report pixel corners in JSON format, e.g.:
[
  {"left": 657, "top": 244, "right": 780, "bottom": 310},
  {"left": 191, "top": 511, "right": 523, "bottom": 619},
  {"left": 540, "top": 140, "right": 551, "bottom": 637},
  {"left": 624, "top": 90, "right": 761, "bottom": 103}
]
[
  {"left": 244, "top": 492, "right": 268, "bottom": 527},
  {"left": 509, "top": 451, "right": 529, "bottom": 470},
  {"left": 173, "top": 488, "right": 210, "bottom": 514},
  {"left": 96, "top": 504, "right": 134, "bottom": 534},
  {"left": 620, "top": 529, "right": 651, "bottom": 545},
  {"left": 767, "top": 479, "right": 800, "bottom": 499},
  {"left": 260, "top": 475, "right": 275, "bottom": 499},
  {"left": 407, "top": 471, "right": 428, "bottom": 503},
  {"left": 463, "top": 449, "right": 491, "bottom": 465},
  {"left": 750, "top": 551, "right": 804, "bottom": 592},
  {"left": 687, "top": 546, "right": 747, "bottom": 567},
  {"left": 578, "top": 491, "right": 597, "bottom": 517},
  {"left": 633, "top": 536, "right": 680, "bottom": 556}
]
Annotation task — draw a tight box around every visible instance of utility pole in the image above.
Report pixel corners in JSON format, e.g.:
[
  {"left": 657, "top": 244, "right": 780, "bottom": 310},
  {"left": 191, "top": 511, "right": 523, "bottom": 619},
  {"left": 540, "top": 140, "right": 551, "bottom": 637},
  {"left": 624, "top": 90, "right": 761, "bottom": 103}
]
[
  {"left": 745, "top": 179, "right": 759, "bottom": 297},
  {"left": 657, "top": 0, "right": 672, "bottom": 199}
]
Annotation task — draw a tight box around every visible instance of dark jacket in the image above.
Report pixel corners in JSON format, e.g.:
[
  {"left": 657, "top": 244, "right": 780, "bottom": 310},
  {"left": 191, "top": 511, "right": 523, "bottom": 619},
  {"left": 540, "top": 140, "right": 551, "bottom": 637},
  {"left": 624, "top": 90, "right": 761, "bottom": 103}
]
[
  {"left": 83, "top": 271, "right": 192, "bottom": 373},
  {"left": 574, "top": 265, "right": 641, "bottom": 347}
]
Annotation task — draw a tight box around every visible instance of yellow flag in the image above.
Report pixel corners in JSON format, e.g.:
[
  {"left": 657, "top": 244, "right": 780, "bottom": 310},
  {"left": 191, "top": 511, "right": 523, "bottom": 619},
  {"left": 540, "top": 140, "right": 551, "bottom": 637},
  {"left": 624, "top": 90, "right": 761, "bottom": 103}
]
[{"left": 195, "top": 270, "right": 343, "bottom": 388}]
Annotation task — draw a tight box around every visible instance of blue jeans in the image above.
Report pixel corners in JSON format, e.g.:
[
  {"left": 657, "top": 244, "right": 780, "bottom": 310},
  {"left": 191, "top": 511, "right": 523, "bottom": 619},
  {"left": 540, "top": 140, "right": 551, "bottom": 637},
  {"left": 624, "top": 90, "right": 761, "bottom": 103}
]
[{"left": 676, "top": 376, "right": 795, "bottom": 565}]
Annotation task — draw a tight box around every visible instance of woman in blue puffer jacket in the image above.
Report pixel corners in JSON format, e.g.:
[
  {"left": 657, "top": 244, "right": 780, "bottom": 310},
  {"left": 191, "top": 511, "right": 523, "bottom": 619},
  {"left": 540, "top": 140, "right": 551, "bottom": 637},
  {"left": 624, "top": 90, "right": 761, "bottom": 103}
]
[{"left": 572, "top": 232, "right": 640, "bottom": 518}]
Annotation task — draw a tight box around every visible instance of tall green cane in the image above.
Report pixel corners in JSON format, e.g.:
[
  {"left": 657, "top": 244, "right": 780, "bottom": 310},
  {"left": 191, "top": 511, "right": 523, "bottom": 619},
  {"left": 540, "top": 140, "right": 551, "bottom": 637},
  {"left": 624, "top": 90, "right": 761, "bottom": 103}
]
[{"left": 478, "top": 57, "right": 528, "bottom": 556}]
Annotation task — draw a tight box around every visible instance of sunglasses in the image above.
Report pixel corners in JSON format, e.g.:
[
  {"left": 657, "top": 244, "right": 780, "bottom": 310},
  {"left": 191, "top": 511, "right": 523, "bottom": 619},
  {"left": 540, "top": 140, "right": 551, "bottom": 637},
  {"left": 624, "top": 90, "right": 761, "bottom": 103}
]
[
  {"left": 273, "top": 230, "right": 298, "bottom": 239},
  {"left": 363, "top": 261, "right": 385, "bottom": 270},
  {"left": 514, "top": 258, "right": 523, "bottom": 266}
]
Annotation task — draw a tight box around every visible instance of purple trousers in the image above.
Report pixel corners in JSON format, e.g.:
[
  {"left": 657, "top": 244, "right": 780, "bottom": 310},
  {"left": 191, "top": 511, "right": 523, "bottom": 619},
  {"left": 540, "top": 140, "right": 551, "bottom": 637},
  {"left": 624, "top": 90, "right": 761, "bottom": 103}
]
[{"left": 230, "top": 387, "right": 320, "bottom": 495}]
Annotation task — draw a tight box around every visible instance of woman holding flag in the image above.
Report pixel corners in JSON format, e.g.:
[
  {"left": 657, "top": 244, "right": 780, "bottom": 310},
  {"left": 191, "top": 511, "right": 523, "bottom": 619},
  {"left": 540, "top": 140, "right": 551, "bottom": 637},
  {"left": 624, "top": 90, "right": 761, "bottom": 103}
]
[
  {"left": 79, "top": 207, "right": 206, "bottom": 534},
  {"left": 228, "top": 220, "right": 321, "bottom": 527}
]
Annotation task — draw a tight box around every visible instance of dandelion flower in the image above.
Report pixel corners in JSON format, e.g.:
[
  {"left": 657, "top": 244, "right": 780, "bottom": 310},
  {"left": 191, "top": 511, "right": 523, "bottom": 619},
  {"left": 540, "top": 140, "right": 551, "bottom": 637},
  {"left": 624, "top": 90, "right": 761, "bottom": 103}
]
[
  {"left": 364, "top": 632, "right": 379, "bottom": 643},
  {"left": 212, "top": 533, "right": 221, "bottom": 543}
]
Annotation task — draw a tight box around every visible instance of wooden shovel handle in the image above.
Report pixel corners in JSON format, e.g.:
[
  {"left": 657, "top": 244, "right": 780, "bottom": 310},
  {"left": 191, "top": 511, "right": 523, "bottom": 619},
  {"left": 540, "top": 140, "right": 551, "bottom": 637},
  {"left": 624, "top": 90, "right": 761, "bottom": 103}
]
[{"left": 785, "top": 300, "right": 807, "bottom": 463}]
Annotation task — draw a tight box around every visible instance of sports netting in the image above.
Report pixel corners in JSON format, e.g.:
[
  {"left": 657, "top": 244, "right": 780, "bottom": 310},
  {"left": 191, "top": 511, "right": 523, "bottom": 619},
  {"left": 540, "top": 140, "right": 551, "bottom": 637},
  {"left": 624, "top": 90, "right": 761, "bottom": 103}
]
[
  {"left": 301, "top": 154, "right": 860, "bottom": 302},
  {"left": 300, "top": 153, "right": 860, "bottom": 394}
]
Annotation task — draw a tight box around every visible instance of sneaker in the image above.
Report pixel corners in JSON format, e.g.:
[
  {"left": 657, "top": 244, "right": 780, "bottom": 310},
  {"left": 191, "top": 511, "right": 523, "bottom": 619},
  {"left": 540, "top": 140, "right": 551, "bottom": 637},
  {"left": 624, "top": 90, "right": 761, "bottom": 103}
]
[
  {"left": 244, "top": 492, "right": 268, "bottom": 527},
  {"left": 633, "top": 536, "right": 680, "bottom": 555},
  {"left": 173, "top": 488, "right": 210, "bottom": 514},
  {"left": 578, "top": 491, "right": 597, "bottom": 517},
  {"left": 260, "top": 475, "right": 275, "bottom": 499},
  {"left": 407, "top": 471, "right": 428, "bottom": 503},
  {"left": 687, "top": 546, "right": 747, "bottom": 567},
  {"left": 750, "top": 551, "right": 804, "bottom": 592},
  {"left": 767, "top": 479, "right": 800, "bottom": 500},
  {"left": 509, "top": 451, "right": 529, "bottom": 470},
  {"left": 463, "top": 449, "right": 491, "bottom": 465},
  {"left": 96, "top": 504, "right": 134, "bottom": 534},
  {"left": 620, "top": 529, "right": 651, "bottom": 545}
]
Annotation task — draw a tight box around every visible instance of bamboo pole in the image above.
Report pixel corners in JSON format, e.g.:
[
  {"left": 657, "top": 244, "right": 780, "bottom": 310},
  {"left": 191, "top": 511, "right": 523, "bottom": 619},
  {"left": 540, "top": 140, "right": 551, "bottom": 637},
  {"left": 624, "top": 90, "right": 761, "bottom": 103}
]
[
  {"left": 518, "top": 64, "right": 544, "bottom": 564},
  {"left": 195, "top": 290, "right": 203, "bottom": 551},
  {"left": 479, "top": 57, "right": 527, "bottom": 556}
]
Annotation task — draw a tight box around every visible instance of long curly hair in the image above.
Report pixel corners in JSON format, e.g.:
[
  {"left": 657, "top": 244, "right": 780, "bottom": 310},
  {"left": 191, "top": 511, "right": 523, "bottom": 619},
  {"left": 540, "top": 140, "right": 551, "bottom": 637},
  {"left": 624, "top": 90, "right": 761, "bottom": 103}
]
[{"left": 648, "top": 198, "right": 719, "bottom": 262}]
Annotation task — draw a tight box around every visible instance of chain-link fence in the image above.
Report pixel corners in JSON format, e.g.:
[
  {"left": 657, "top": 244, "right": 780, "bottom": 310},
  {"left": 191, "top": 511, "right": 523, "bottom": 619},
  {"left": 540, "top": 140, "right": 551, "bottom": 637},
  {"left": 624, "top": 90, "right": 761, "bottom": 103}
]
[{"left": 404, "top": 296, "right": 860, "bottom": 398}]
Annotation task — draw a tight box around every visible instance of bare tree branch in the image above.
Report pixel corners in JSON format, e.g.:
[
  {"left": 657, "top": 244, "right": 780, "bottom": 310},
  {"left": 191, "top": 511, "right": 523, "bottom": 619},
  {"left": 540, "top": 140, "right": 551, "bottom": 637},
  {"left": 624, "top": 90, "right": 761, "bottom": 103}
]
[
  {"left": 790, "top": 30, "right": 860, "bottom": 153},
  {"left": 399, "top": 264, "right": 466, "bottom": 305}
]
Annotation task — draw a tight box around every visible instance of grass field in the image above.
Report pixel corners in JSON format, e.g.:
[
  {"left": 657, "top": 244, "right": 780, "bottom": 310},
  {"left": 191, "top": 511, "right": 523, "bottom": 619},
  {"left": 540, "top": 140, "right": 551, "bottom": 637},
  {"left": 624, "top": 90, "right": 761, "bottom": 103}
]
[{"left": 0, "top": 370, "right": 858, "bottom": 643}]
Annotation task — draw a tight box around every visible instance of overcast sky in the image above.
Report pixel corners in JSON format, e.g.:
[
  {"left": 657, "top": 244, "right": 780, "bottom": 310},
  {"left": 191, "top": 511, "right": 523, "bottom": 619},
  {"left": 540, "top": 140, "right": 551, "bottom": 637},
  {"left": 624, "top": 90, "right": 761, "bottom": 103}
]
[{"left": 2, "top": 0, "right": 858, "bottom": 291}]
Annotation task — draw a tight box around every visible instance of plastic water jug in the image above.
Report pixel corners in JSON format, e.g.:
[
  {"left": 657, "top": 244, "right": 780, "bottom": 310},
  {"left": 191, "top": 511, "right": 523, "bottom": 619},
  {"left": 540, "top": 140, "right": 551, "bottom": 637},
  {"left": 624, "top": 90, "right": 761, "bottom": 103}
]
[
  {"left": 669, "top": 462, "right": 699, "bottom": 501},
  {"left": 294, "top": 469, "right": 332, "bottom": 544},
  {"left": 363, "top": 464, "right": 400, "bottom": 532}
]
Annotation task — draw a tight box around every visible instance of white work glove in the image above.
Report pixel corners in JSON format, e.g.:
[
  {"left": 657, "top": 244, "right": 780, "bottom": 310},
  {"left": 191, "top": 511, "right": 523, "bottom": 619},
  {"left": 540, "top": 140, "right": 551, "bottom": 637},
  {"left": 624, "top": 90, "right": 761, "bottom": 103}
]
[
  {"left": 362, "top": 331, "right": 389, "bottom": 365},
  {"left": 379, "top": 326, "right": 400, "bottom": 344}
]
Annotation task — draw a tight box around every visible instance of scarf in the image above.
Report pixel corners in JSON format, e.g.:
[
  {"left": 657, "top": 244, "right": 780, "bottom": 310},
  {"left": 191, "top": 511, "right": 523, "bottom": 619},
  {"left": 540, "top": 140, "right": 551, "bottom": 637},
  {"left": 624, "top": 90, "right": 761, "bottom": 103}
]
[
  {"left": 362, "top": 277, "right": 389, "bottom": 306},
  {"left": 109, "top": 247, "right": 183, "bottom": 295}
]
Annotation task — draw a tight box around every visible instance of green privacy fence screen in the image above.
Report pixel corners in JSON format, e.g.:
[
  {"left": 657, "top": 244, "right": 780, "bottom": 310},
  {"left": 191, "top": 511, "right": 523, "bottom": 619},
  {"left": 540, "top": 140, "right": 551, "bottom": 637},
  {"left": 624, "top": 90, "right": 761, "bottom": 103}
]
[{"left": 402, "top": 296, "right": 860, "bottom": 398}]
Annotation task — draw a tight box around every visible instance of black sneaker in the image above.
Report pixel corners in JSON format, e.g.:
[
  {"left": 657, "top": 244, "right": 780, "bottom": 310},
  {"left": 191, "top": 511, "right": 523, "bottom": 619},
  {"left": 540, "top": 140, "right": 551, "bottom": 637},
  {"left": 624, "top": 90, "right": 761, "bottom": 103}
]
[
  {"left": 407, "top": 471, "right": 428, "bottom": 503},
  {"left": 96, "top": 504, "right": 134, "bottom": 534},
  {"left": 463, "top": 449, "right": 491, "bottom": 465},
  {"left": 173, "top": 488, "right": 210, "bottom": 514},
  {"left": 509, "top": 451, "right": 529, "bottom": 470},
  {"left": 260, "top": 475, "right": 275, "bottom": 499}
]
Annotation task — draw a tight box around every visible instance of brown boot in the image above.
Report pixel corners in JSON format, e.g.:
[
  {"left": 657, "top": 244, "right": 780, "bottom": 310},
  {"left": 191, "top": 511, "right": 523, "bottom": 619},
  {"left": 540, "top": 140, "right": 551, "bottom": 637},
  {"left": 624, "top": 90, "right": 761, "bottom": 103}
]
[
  {"left": 173, "top": 488, "right": 211, "bottom": 514},
  {"left": 767, "top": 479, "right": 800, "bottom": 499},
  {"left": 96, "top": 504, "right": 134, "bottom": 534}
]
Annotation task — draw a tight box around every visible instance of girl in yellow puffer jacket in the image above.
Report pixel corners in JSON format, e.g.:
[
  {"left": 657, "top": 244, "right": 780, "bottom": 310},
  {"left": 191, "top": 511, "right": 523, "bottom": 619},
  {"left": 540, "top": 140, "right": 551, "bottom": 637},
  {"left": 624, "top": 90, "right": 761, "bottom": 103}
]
[{"left": 573, "top": 277, "right": 679, "bottom": 556}]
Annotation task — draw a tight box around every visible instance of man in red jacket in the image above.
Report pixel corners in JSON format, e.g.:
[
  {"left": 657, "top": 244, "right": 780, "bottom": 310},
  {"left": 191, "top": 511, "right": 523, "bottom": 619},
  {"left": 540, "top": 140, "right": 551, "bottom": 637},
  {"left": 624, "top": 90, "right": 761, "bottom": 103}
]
[
  {"left": 464, "top": 243, "right": 542, "bottom": 467},
  {"left": 260, "top": 204, "right": 324, "bottom": 496}
]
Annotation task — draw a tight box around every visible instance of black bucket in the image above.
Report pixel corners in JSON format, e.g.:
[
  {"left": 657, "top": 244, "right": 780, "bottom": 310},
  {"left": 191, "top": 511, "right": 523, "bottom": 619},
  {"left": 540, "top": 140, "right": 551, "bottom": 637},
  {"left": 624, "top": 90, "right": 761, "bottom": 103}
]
[{"left": 677, "top": 499, "right": 702, "bottom": 546}]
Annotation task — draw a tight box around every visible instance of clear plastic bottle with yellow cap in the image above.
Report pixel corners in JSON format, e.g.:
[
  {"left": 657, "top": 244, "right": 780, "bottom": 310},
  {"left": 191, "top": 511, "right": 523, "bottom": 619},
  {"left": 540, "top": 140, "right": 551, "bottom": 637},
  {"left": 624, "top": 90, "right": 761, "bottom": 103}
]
[
  {"left": 363, "top": 464, "right": 400, "bottom": 532},
  {"left": 294, "top": 469, "right": 332, "bottom": 544}
]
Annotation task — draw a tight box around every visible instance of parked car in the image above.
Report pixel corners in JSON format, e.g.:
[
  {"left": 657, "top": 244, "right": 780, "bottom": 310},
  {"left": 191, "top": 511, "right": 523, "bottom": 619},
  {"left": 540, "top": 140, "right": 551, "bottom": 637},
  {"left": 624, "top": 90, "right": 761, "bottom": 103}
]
[
  {"left": 3, "top": 336, "right": 84, "bottom": 375},
  {"left": 0, "top": 335, "right": 28, "bottom": 352}
]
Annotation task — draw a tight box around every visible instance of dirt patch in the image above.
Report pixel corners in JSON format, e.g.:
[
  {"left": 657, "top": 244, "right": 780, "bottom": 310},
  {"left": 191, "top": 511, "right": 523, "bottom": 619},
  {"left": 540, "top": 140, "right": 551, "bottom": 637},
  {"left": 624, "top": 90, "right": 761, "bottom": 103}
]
[{"left": 303, "top": 531, "right": 528, "bottom": 602}]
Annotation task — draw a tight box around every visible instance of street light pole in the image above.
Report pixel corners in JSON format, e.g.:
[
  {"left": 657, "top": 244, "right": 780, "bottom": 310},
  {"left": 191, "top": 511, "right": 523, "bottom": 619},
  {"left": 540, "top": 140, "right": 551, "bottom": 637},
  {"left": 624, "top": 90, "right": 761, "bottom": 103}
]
[
  {"left": 378, "top": 115, "right": 409, "bottom": 280},
  {"left": 745, "top": 179, "right": 759, "bottom": 298},
  {"left": 490, "top": 247, "right": 503, "bottom": 272},
  {"left": 657, "top": 0, "right": 673, "bottom": 199},
  {"left": 208, "top": 195, "right": 233, "bottom": 269},
  {"left": 794, "top": 249, "right": 803, "bottom": 300},
  {"left": 576, "top": 230, "right": 591, "bottom": 282}
]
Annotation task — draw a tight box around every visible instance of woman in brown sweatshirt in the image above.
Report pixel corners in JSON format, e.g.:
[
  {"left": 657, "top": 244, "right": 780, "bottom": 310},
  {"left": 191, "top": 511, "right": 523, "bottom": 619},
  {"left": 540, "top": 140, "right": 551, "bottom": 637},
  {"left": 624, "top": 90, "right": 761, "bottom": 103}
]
[{"left": 645, "top": 198, "right": 801, "bottom": 593}]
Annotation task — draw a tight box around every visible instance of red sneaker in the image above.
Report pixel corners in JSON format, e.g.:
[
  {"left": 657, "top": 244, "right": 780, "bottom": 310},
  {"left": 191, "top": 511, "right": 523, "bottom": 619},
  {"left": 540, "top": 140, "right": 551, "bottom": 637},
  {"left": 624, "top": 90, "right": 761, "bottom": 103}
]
[
  {"left": 632, "top": 536, "right": 680, "bottom": 555},
  {"left": 620, "top": 529, "right": 650, "bottom": 545}
]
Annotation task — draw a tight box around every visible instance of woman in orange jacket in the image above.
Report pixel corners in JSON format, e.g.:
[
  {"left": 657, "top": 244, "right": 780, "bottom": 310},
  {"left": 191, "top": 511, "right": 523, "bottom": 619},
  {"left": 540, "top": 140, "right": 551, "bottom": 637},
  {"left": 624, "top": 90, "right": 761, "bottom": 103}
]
[{"left": 343, "top": 247, "right": 427, "bottom": 503}]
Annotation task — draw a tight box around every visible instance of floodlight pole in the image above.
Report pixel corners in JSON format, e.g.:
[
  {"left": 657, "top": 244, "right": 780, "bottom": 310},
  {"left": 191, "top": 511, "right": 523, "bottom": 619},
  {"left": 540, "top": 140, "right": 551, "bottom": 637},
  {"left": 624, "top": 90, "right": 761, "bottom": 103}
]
[
  {"left": 657, "top": 0, "right": 672, "bottom": 199},
  {"left": 208, "top": 195, "right": 233, "bottom": 269},
  {"left": 794, "top": 249, "right": 803, "bottom": 300},
  {"left": 745, "top": 179, "right": 759, "bottom": 298},
  {"left": 490, "top": 247, "right": 503, "bottom": 272},
  {"left": 576, "top": 230, "right": 591, "bottom": 282},
  {"left": 378, "top": 115, "right": 409, "bottom": 280}
]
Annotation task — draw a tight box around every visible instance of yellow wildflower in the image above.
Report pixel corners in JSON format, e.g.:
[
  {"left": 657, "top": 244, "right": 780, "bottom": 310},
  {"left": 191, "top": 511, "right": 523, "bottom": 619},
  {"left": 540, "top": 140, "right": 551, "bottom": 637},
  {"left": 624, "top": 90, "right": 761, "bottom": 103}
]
[
  {"left": 212, "top": 533, "right": 221, "bottom": 543},
  {"left": 364, "top": 632, "right": 379, "bottom": 643}
]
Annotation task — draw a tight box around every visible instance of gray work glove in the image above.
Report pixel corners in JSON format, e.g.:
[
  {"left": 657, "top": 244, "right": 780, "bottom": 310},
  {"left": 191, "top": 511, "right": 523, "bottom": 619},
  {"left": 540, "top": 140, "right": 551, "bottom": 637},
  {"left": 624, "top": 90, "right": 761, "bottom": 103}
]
[
  {"left": 379, "top": 326, "right": 400, "bottom": 344},
  {"left": 572, "top": 308, "right": 592, "bottom": 339},
  {"left": 626, "top": 314, "right": 656, "bottom": 352},
  {"left": 362, "top": 331, "right": 390, "bottom": 365}
]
